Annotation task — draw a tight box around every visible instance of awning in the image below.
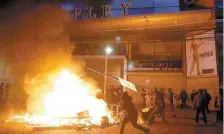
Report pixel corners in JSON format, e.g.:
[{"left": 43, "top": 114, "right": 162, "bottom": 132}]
[{"left": 67, "top": 9, "right": 215, "bottom": 42}]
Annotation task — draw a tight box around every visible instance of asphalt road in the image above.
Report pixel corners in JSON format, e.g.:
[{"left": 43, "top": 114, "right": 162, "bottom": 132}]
[{"left": 0, "top": 109, "right": 223, "bottom": 134}]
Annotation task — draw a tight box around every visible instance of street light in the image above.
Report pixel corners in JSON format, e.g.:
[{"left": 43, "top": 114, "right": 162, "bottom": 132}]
[
  {"left": 105, "top": 46, "right": 113, "bottom": 54},
  {"left": 115, "top": 36, "right": 120, "bottom": 41},
  {"left": 104, "top": 46, "right": 113, "bottom": 101}
]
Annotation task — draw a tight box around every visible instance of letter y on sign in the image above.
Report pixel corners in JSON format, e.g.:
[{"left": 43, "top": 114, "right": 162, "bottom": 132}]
[{"left": 120, "top": 2, "right": 132, "bottom": 16}]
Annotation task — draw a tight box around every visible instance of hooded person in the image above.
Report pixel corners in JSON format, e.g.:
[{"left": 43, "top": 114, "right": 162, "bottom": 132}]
[{"left": 119, "top": 92, "right": 149, "bottom": 134}]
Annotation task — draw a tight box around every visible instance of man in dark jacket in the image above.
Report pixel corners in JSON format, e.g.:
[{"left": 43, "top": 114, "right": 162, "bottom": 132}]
[
  {"left": 214, "top": 88, "right": 223, "bottom": 124},
  {"left": 168, "top": 88, "right": 174, "bottom": 115},
  {"left": 119, "top": 92, "right": 149, "bottom": 134},
  {"left": 191, "top": 90, "right": 196, "bottom": 106},
  {"left": 193, "top": 89, "right": 207, "bottom": 125},
  {"left": 203, "top": 89, "right": 211, "bottom": 113},
  {"left": 180, "top": 89, "right": 188, "bottom": 109}
]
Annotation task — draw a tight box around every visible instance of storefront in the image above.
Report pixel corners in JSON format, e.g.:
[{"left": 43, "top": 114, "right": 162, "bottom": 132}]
[{"left": 66, "top": 1, "right": 218, "bottom": 106}]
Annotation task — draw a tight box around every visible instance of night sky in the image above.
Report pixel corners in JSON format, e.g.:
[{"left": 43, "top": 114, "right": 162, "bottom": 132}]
[{"left": 0, "top": 0, "right": 11, "bottom": 7}]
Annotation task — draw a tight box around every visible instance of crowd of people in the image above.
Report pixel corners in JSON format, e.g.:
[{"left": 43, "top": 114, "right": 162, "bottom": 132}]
[
  {"left": 140, "top": 87, "right": 223, "bottom": 125},
  {"left": 111, "top": 87, "right": 223, "bottom": 134}
]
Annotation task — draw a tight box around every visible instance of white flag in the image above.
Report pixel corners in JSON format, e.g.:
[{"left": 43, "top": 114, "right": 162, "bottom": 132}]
[{"left": 118, "top": 77, "right": 137, "bottom": 92}]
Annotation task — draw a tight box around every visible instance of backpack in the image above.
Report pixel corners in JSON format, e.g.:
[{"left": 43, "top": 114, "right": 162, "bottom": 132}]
[
  {"left": 207, "top": 94, "right": 212, "bottom": 100},
  {"left": 181, "top": 92, "right": 187, "bottom": 100}
]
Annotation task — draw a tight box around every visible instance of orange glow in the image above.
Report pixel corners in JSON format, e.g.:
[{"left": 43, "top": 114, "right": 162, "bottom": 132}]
[{"left": 6, "top": 68, "right": 110, "bottom": 126}]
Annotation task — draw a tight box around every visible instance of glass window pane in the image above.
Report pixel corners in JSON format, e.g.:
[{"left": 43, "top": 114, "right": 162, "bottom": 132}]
[
  {"left": 128, "top": 0, "right": 154, "bottom": 8},
  {"left": 112, "top": 0, "right": 154, "bottom": 8},
  {"left": 128, "top": 8, "right": 154, "bottom": 15},
  {"left": 154, "top": 0, "right": 179, "bottom": 7},
  {"left": 154, "top": 7, "right": 179, "bottom": 13},
  {"left": 111, "top": 0, "right": 129, "bottom": 9},
  {"left": 111, "top": 9, "right": 123, "bottom": 17}
]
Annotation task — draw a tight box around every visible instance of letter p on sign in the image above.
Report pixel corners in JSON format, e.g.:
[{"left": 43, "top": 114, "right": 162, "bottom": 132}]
[{"left": 118, "top": 77, "right": 137, "bottom": 92}]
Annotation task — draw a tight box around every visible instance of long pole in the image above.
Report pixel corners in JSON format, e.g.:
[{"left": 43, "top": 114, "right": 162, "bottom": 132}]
[
  {"left": 103, "top": 54, "right": 108, "bottom": 101},
  {"left": 87, "top": 68, "right": 118, "bottom": 80}
]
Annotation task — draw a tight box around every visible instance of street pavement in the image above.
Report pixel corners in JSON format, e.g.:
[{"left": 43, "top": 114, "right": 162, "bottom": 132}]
[{"left": 0, "top": 108, "right": 223, "bottom": 134}]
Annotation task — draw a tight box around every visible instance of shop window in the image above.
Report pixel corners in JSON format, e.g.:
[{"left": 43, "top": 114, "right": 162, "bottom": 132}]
[
  {"left": 154, "top": 0, "right": 179, "bottom": 7},
  {"left": 112, "top": 0, "right": 154, "bottom": 8},
  {"left": 154, "top": 7, "right": 179, "bottom": 13},
  {"left": 128, "top": 8, "right": 154, "bottom": 15}
]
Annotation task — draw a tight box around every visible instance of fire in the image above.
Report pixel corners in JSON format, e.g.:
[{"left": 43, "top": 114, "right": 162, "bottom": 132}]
[
  {"left": 6, "top": 68, "right": 111, "bottom": 127},
  {"left": 44, "top": 69, "right": 107, "bottom": 119}
]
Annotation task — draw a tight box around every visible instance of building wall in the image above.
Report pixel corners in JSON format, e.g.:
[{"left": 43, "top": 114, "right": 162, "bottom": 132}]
[
  {"left": 127, "top": 72, "right": 185, "bottom": 104},
  {"left": 127, "top": 73, "right": 219, "bottom": 109},
  {"left": 126, "top": 37, "right": 219, "bottom": 109},
  {"left": 131, "top": 40, "right": 182, "bottom": 58},
  {"left": 186, "top": 77, "right": 219, "bottom": 109},
  {"left": 60, "top": 0, "right": 180, "bottom": 19}
]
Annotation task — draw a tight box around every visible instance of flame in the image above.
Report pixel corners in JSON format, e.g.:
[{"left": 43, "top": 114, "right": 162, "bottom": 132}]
[
  {"left": 44, "top": 69, "right": 107, "bottom": 119},
  {"left": 6, "top": 68, "right": 111, "bottom": 126}
]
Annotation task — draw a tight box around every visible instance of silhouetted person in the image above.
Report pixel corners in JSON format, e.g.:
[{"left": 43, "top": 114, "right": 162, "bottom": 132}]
[
  {"left": 145, "top": 92, "right": 151, "bottom": 107},
  {"left": 159, "top": 89, "right": 165, "bottom": 117},
  {"left": 214, "top": 88, "right": 223, "bottom": 124},
  {"left": 203, "top": 89, "right": 211, "bottom": 113},
  {"left": 147, "top": 88, "right": 166, "bottom": 125},
  {"left": 180, "top": 89, "right": 188, "bottom": 109},
  {"left": 141, "top": 88, "right": 147, "bottom": 108},
  {"left": 168, "top": 88, "right": 174, "bottom": 115},
  {"left": 193, "top": 89, "right": 207, "bottom": 125},
  {"left": 119, "top": 92, "right": 149, "bottom": 134},
  {"left": 191, "top": 90, "right": 196, "bottom": 106}
]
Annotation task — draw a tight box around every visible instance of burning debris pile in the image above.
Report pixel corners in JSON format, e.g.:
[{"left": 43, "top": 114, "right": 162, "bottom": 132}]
[
  {"left": 0, "top": 0, "right": 120, "bottom": 129},
  {"left": 5, "top": 69, "right": 115, "bottom": 128}
]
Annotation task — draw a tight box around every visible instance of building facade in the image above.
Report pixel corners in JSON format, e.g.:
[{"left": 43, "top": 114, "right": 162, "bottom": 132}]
[
  {"left": 58, "top": 0, "right": 219, "bottom": 106},
  {"left": 0, "top": 0, "right": 219, "bottom": 109},
  {"left": 215, "top": 0, "right": 223, "bottom": 87}
]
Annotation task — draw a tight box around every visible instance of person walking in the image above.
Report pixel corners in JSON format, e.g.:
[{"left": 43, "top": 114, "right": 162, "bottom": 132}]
[
  {"left": 141, "top": 88, "right": 147, "bottom": 108},
  {"left": 159, "top": 89, "right": 165, "bottom": 117},
  {"left": 203, "top": 89, "right": 211, "bottom": 113},
  {"left": 145, "top": 92, "right": 151, "bottom": 108},
  {"left": 193, "top": 89, "right": 207, "bottom": 125},
  {"left": 119, "top": 92, "right": 149, "bottom": 134},
  {"left": 180, "top": 89, "right": 188, "bottom": 109},
  {"left": 191, "top": 90, "right": 196, "bottom": 106},
  {"left": 168, "top": 88, "right": 174, "bottom": 115},
  {"left": 147, "top": 88, "right": 167, "bottom": 125},
  {"left": 214, "top": 88, "right": 223, "bottom": 124}
]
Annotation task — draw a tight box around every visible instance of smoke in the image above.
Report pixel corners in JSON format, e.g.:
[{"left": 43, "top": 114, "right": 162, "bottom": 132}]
[{"left": 0, "top": 0, "right": 77, "bottom": 113}]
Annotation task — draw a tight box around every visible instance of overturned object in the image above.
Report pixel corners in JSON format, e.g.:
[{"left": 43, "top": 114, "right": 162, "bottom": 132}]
[{"left": 140, "top": 106, "right": 154, "bottom": 122}]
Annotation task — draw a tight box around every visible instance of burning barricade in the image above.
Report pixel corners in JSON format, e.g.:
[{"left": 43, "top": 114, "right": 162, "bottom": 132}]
[{"left": 5, "top": 68, "right": 118, "bottom": 129}]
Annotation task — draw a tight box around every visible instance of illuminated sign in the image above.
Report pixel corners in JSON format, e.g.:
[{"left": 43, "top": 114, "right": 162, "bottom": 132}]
[
  {"left": 128, "top": 60, "right": 182, "bottom": 71},
  {"left": 72, "top": 2, "right": 132, "bottom": 19}
]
